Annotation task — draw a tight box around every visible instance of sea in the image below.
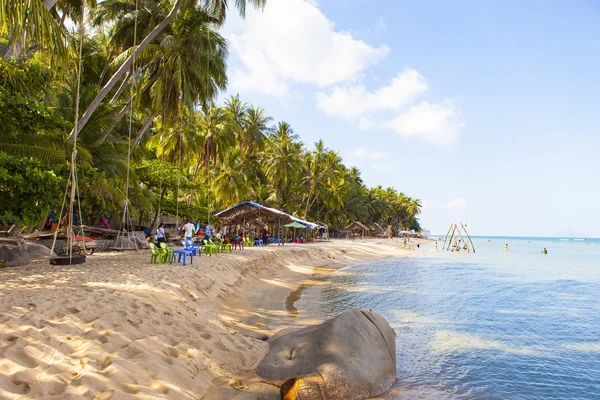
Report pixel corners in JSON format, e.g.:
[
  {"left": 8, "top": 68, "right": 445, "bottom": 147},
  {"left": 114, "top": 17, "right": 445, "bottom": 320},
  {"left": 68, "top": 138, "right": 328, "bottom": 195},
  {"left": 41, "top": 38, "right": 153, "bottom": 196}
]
[{"left": 295, "top": 237, "right": 600, "bottom": 399}]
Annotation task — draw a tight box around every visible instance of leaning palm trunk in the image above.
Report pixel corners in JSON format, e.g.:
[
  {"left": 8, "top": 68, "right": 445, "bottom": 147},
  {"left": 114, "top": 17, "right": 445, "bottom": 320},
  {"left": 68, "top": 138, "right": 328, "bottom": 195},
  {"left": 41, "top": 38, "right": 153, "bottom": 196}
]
[
  {"left": 93, "top": 99, "right": 132, "bottom": 147},
  {"left": 133, "top": 112, "right": 155, "bottom": 148},
  {"left": 67, "top": 0, "right": 184, "bottom": 140}
]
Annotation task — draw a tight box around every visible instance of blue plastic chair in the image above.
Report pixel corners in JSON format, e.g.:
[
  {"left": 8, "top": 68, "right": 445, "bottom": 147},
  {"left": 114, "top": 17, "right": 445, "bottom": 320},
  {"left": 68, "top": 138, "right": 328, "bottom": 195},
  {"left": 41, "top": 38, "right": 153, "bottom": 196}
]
[
  {"left": 171, "top": 249, "right": 193, "bottom": 265},
  {"left": 183, "top": 239, "right": 198, "bottom": 256}
]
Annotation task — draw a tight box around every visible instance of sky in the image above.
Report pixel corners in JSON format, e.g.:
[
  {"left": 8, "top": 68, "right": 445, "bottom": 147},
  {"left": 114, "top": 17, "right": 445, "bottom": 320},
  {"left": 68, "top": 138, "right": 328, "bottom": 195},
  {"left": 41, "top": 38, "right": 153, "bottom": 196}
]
[{"left": 219, "top": 0, "right": 600, "bottom": 237}]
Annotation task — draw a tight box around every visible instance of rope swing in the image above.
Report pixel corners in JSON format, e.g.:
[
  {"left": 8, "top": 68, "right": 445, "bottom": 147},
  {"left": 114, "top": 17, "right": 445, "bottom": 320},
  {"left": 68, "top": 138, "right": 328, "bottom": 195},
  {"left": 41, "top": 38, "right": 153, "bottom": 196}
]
[
  {"left": 50, "top": 0, "right": 87, "bottom": 265},
  {"left": 111, "top": 0, "right": 140, "bottom": 251}
]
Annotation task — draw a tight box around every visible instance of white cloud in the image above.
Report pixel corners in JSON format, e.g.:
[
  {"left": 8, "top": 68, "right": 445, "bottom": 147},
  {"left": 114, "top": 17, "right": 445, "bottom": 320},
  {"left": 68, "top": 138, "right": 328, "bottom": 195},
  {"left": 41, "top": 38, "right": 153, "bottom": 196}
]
[
  {"left": 443, "top": 198, "right": 468, "bottom": 212},
  {"left": 315, "top": 67, "right": 428, "bottom": 119},
  {"left": 386, "top": 101, "right": 464, "bottom": 146},
  {"left": 351, "top": 147, "right": 388, "bottom": 160},
  {"left": 223, "top": 0, "right": 389, "bottom": 98}
]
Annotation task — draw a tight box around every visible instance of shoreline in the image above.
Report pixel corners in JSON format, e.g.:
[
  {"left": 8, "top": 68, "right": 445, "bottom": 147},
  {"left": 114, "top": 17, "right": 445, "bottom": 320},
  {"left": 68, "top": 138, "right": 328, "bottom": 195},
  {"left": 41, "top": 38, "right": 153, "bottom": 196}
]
[{"left": 0, "top": 240, "right": 408, "bottom": 399}]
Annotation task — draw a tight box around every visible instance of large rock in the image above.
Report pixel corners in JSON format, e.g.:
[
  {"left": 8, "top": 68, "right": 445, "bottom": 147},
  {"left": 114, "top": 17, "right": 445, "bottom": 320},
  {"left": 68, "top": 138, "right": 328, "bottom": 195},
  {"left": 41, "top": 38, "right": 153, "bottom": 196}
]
[
  {"left": 0, "top": 241, "right": 54, "bottom": 267},
  {"left": 257, "top": 309, "right": 397, "bottom": 400}
]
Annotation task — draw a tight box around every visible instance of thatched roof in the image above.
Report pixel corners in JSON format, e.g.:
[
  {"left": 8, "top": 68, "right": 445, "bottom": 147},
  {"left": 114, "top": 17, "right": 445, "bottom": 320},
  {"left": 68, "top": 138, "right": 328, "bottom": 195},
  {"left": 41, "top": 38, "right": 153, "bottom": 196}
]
[
  {"left": 369, "top": 223, "right": 383, "bottom": 232},
  {"left": 345, "top": 221, "right": 369, "bottom": 231},
  {"left": 215, "top": 201, "right": 293, "bottom": 225}
]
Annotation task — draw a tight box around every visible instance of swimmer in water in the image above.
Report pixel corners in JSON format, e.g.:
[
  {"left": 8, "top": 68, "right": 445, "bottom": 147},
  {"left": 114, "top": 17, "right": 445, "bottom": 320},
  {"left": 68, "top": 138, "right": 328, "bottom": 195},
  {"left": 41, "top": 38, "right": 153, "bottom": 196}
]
[{"left": 504, "top": 243, "right": 509, "bottom": 251}]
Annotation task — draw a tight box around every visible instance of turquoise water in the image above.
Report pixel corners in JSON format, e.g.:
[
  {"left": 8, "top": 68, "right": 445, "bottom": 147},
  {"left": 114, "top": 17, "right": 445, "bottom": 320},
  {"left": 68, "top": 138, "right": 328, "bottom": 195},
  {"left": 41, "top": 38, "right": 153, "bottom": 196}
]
[{"left": 298, "top": 238, "right": 600, "bottom": 399}]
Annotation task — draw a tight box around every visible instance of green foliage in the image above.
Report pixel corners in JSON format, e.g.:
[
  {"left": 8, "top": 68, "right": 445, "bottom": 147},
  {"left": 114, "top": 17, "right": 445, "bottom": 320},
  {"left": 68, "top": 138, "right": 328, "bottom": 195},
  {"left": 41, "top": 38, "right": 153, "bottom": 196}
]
[
  {"left": 161, "top": 197, "right": 208, "bottom": 222},
  {"left": 0, "top": 61, "right": 68, "bottom": 163},
  {"left": 0, "top": 1, "right": 425, "bottom": 233},
  {"left": 0, "top": 152, "right": 65, "bottom": 226}
]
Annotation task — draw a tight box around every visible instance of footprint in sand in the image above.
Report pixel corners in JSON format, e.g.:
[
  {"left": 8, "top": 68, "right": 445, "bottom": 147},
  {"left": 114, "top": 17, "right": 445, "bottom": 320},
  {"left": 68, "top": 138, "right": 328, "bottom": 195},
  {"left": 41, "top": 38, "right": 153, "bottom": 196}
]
[
  {"left": 5, "top": 345, "right": 39, "bottom": 368},
  {"left": 10, "top": 379, "right": 32, "bottom": 394},
  {"left": 200, "top": 333, "right": 211, "bottom": 340},
  {"left": 213, "top": 341, "right": 229, "bottom": 352}
]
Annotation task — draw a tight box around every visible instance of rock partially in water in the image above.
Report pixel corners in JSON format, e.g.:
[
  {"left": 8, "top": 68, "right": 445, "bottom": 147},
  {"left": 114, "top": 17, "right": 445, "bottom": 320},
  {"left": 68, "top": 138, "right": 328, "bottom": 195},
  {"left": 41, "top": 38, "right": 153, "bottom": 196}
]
[
  {"left": 257, "top": 309, "right": 397, "bottom": 400},
  {"left": 0, "top": 241, "right": 55, "bottom": 267}
]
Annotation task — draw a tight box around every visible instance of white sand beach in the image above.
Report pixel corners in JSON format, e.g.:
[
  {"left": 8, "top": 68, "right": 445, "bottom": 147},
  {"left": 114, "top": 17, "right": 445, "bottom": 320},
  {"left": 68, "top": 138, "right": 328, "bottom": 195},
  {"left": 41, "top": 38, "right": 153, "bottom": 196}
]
[{"left": 0, "top": 240, "right": 409, "bottom": 399}]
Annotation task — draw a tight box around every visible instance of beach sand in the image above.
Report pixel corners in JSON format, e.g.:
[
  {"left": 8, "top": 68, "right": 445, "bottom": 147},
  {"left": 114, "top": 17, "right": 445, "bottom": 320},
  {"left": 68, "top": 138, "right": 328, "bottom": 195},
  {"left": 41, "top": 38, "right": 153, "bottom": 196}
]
[{"left": 0, "top": 240, "right": 407, "bottom": 399}]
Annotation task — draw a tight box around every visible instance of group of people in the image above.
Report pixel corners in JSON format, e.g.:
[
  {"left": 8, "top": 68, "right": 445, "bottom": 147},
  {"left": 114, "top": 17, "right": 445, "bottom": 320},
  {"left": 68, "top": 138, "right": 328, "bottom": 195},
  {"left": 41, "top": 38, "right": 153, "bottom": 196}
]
[
  {"left": 152, "top": 220, "right": 214, "bottom": 247},
  {"left": 153, "top": 220, "right": 274, "bottom": 247},
  {"left": 504, "top": 243, "right": 548, "bottom": 254}
]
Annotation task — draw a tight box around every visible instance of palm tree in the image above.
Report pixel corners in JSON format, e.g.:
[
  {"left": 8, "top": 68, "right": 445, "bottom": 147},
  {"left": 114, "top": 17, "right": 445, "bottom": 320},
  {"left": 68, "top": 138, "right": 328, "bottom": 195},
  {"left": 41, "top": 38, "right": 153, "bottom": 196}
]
[
  {"left": 265, "top": 121, "right": 302, "bottom": 210},
  {"left": 241, "top": 105, "right": 272, "bottom": 154},
  {"left": 68, "top": 0, "right": 266, "bottom": 140},
  {"left": 211, "top": 147, "right": 251, "bottom": 207},
  {"left": 1, "top": 0, "right": 67, "bottom": 61}
]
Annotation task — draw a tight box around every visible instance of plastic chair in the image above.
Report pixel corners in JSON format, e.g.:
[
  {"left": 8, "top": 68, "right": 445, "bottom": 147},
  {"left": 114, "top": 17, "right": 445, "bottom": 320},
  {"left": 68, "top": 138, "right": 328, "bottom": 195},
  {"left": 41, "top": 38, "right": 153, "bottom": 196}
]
[
  {"left": 170, "top": 249, "right": 193, "bottom": 266},
  {"left": 159, "top": 242, "right": 174, "bottom": 260},
  {"left": 232, "top": 239, "right": 244, "bottom": 250},
  {"left": 220, "top": 239, "right": 232, "bottom": 253},
  {"left": 183, "top": 239, "right": 198, "bottom": 256},
  {"left": 149, "top": 243, "right": 166, "bottom": 264},
  {"left": 201, "top": 240, "right": 219, "bottom": 257},
  {"left": 244, "top": 237, "right": 253, "bottom": 247}
]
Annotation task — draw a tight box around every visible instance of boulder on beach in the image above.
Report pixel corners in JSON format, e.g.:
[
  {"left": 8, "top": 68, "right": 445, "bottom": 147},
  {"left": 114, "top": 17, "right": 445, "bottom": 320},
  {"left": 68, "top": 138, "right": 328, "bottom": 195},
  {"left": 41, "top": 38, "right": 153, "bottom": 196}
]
[
  {"left": 257, "top": 309, "right": 397, "bottom": 400},
  {"left": 0, "top": 241, "right": 55, "bottom": 267}
]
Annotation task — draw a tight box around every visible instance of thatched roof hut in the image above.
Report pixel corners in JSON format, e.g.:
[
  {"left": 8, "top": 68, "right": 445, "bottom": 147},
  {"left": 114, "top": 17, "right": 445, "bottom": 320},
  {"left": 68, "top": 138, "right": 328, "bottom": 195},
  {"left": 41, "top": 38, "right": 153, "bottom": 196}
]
[
  {"left": 215, "top": 201, "right": 293, "bottom": 225},
  {"left": 369, "top": 223, "right": 383, "bottom": 233},
  {"left": 345, "top": 222, "right": 369, "bottom": 231}
]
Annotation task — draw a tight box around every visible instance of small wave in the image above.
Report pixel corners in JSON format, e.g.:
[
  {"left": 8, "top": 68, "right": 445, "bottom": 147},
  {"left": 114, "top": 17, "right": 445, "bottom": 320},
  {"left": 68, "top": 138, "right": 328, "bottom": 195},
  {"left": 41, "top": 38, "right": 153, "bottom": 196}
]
[
  {"left": 561, "top": 342, "right": 600, "bottom": 353},
  {"left": 430, "top": 330, "right": 542, "bottom": 356}
]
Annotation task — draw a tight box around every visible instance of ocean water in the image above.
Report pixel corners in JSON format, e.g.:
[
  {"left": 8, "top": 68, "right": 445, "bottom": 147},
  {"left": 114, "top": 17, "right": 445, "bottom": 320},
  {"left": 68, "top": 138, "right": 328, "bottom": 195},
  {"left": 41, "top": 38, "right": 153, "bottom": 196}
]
[{"left": 296, "top": 237, "right": 600, "bottom": 399}]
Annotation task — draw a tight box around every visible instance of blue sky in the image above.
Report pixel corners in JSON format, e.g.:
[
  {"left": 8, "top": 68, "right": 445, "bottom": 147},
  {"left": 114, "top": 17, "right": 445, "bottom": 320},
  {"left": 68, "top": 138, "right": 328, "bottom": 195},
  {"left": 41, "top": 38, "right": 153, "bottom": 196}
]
[{"left": 220, "top": 0, "right": 600, "bottom": 236}]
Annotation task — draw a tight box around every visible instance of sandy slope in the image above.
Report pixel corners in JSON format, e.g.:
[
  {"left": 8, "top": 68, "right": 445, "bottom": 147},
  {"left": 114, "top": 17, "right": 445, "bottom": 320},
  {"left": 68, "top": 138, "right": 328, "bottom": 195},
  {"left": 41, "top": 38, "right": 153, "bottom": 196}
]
[{"left": 0, "top": 240, "right": 406, "bottom": 399}]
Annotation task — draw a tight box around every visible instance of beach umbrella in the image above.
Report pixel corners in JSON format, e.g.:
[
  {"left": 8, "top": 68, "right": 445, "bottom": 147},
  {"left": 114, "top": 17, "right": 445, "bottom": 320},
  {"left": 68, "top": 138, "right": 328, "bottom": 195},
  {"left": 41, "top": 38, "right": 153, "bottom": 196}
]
[{"left": 284, "top": 221, "right": 307, "bottom": 242}]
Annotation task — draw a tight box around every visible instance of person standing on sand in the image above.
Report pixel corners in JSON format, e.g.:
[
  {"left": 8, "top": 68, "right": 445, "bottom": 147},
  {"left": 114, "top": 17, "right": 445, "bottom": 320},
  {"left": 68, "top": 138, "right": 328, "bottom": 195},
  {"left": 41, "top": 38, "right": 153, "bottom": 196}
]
[
  {"left": 504, "top": 243, "right": 509, "bottom": 251},
  {"left": 181, "top": 219, "right": 196, "bottom": 240},
  {"left": 542, "top": 248, "right": 548, "bottom": 254},
  {"left": 156, "top": 223, "right": 166, "bottom": 245},
  {"left": 386, "top": 225, "right": 393, "bottom": 240},
  {"left": 204, "top": 221, "right": 213, "bottom": 241}
]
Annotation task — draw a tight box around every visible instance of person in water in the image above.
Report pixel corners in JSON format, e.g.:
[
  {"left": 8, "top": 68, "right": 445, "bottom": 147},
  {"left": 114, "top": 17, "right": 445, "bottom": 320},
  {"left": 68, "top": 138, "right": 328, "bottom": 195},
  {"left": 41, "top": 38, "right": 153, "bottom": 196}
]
[
  {"left": 434, "top": 242, "right": 438, "bottom": 252},
  {"left": 504, "top": 243, "right": 509, "bottom": 251},
  {"left": 542, "top": 248, "right": 548, "bottom": 254}
]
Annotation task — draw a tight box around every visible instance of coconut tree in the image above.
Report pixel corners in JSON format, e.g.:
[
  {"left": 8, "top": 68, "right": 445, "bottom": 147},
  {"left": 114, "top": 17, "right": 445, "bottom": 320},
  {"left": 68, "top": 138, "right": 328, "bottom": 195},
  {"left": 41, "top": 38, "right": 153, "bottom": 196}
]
[
  {"left": 265, "top": 121, "right": 303, "bottom": 210},
  {"left": 68, "top": 0, "right": 266, "bottom": 140}
]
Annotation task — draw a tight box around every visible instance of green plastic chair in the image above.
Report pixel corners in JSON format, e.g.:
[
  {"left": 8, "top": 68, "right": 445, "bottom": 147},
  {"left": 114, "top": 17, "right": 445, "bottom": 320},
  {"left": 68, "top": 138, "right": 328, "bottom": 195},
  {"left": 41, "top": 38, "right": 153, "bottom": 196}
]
[
  {"left": 159, "top": 242, "right": 174, "bottom": 260},
  {"left": 208, "top": 239, "right": 222, "bottom": 254},
  {"left": 220, "top": 239, "right": 232, "bottom": 253},
  {"left": 244, "top": 237, "right": 253, "bottom": 247},
  {"left": 149, "top": 242, "right": 166, "bottom": 264},
  {"left": 201, "top": 240, "right": 218, "bottom": 257}
]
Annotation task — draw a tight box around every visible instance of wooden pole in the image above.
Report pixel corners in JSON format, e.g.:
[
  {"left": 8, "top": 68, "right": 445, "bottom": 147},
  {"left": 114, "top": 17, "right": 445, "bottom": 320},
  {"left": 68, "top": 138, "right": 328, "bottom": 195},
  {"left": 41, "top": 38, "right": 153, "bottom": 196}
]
[
  {"left": 461, "top": 223, "right": 476, "bottom": 253},
  {"left": 442, "top": 224, "right": 453, "bottom": 250},
  {"left": 447, "top": 224, "right": 457, "bottom": 251}
]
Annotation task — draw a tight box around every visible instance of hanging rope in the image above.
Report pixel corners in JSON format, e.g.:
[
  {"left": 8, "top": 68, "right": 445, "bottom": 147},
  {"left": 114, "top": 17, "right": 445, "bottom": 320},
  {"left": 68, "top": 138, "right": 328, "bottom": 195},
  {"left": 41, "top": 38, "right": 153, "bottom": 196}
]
[
  {"left": 114, "top": 0, "right": 140, "bottom": 250},
  {"left": 50, "top": 0, "right": 86, "bottom": 262},
  {"left": 175, "top": 131, "right": 182, "bottom": 231}
]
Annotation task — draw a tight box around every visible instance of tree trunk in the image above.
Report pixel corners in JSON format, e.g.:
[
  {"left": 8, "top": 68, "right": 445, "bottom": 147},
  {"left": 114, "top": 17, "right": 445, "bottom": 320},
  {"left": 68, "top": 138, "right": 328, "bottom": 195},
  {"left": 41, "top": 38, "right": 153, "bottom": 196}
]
[
  {"left": 68, "top": 0, "right": 184, "bottom": 140},
  {"left": 133, "top": 112, "right": 155, "bottom": 147},
  {"left": 97, "top": 50, "right": 113, "bottom": 87},
  {"left": 151, "top": 187, "right": 167, "bottom": 231},
  {"left": 303, "top": 185, "right": 313, "bottom": 219},
  {"left": 111, "top": 72, "right": 132, "bottom": 103},
  {"left": 93, "top": 100, "right": 131, "bottom": 147}
]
